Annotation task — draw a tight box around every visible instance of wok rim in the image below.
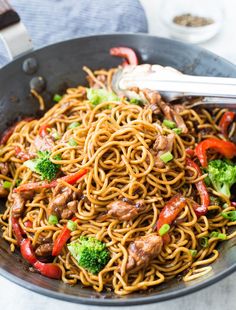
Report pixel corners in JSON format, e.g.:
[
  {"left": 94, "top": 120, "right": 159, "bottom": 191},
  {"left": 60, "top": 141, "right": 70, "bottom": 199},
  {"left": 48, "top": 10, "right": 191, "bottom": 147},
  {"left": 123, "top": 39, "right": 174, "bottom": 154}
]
[{"left": 0, "top": 32, "right": 236, "bottom": 305}]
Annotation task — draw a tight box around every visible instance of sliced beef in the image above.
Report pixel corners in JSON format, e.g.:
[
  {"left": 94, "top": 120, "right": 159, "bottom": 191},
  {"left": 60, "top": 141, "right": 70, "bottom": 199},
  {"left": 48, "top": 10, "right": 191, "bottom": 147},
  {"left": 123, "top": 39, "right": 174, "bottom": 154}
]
[
  {"left": 11, "top": 191, "right": 34, "bottom": 218},
  {"left": 35, "top": 243, "right": 53, "bottom": 257},
  {"left": 151, "top": 133, "right": 175, "bottom": 168},
  {"left": 126, "top": 234, "right": 163, "bottom": 272},
  {"left": 103, "top": 199, "right": 146, "bottom": 221},
  {"left": 48, "top": 184, "right": 79, "bottom": 219},
  {"left": 0, "top": 185, "right": 8, "bottom": 198},
  {"left": 0, "top": 163, "right": 9, "bottom": 176}
]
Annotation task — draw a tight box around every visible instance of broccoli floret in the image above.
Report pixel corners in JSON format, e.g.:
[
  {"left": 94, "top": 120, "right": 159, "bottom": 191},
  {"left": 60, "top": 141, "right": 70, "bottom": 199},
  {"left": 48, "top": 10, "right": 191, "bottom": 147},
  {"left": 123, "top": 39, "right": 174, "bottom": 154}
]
[
  {"left": 68, "top": 236, "right": 110, "bottom": 274},
  {"left": 24, "top": 151, "right": 60, "bottom": 181},
  {"left": 207, "top": 159, "right": 236, "bottom": 198}
]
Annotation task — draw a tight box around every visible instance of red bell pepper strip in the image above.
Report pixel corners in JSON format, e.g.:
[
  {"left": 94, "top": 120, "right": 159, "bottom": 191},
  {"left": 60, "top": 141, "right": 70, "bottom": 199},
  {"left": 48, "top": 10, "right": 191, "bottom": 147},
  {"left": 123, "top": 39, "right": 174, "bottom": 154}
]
[
  {"left": 186, "top": 148, "right": 195, "bottom": 157},
  {"left": 12, "top": 218, "right": 61, "bottom": 279},
  {"left": 39, "top": 124, "right": 51, "bottom": 138},
  {"left": 14, "top": 168, "right": 88, "bottom": 193},
  {"left": 24, "top": 220, "right": 33, "bottom": 228},
  {"left": 0, "top": 118, "right": 34, "bottom": 145},
  {"left": 20, "top": 238, "right": 62, "bottom": 279},
  {"left": 219, "top": 111, "right": 235, "bottom": 137},
  {"left": 156, "top": 194, "right": 186, "bottom": 231},
  {"left": 52, "top": 217, "right": 77, "bottom": 256},
  {"left": 15, "top": 146, "right": 31, "bottom": 161},
  {"left": 186, "top": 157, "right": 210, "bottom": 216},
  {"left": 110, "top": 47, "right": 138, "bottom": 66},
  {"left": 195, "top": 138, "right": 236, "bottom": 167}
]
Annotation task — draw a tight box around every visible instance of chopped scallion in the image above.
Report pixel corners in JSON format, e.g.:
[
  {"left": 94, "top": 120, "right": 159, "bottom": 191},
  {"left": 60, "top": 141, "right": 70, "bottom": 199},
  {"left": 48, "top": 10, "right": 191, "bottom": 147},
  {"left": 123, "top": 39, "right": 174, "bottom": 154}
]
[
  {"left": 68, "top": 122, "right": 80, "bottom": 129},
  {"left": 160, "top": 151, "right": 173, "bottom": 163},
  {"left": 218, "top": 233, "right": 227, "bottom": 240},
  {"left": 68, "top": 138, "right": 78, "bottom": 146},
  {"left": 163, "top": 119, "right": 176, "bottom": 129},
  {"left": 222, "top": 203, "right": 228, "bottom": 209},
  {"left": 67, "top": 220, "right": 78, "bottom": 231},
  {"left": 130, "top": 98, "right": 142, "bottom": 105},
  {"left": 221, "top": 211, "right": 236, "bottom": 222},
  {"left": 48, "top": 214, "right": 58, "bottom": 225},
  {"left": 53, "top": 94, "right": 62, "bottom": 102},
  {"left": 189, "top": 249, "right": 197, "bottom": 257},
  {"left": 51, "top": 129, "right": 60, "bottom": 140},
  {"left": 199, "top": 237, "right": 209, "bottom": 248},
  {"left": 172, "top": 128, "right": 182, "bottom": 135},
  {"left": 2, "top": 181, "right": 12, "bottom": 189},
  {"left": 158, "top": 224, "right": 170, "bottom": 236},
  {"left": 210, "top": 231, "right": 219, "bottom": 238}
]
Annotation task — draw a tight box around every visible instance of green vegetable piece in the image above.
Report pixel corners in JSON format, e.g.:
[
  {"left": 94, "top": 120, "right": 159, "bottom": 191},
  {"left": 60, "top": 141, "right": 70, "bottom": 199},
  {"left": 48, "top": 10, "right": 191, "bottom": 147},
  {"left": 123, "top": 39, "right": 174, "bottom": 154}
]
[
  {"left": 218, "top": 233, "right": 227, "bottom": 240},
  {"left": 222, "top": 203, "right": 228, "bottom": 209},
  {"left": 158, "top": 224, "right": 170, "bottom": 236},
  {"left": 172, "top": 128, "right": 182, "bottom": 135},
  {"left": 130, "top": 98, "right": 142, "bottom": 105},
  {"left": 48, "top": 214, "right": 58, "bottom": 225},
  {"left": 3, "top": 181, "right": 12, "bottom": 189},
  {"left": 15, "top": 179, "right": 21, "bottom": 187},
  {"left": 68, "top": 138, "right": 78, "bottom": 146},
  {"left": 24, "top": 151, "right": 60, "bottom": 181},
  {"left": 163, "top": 119, "right": 176, "bottom": 129},
  {"left": 67, "top": 220, "right": 78, "bottom": 231},
  {"left": 68, "top": 236, "right": 110, "bottom": 274},
  {"left": 189, "top": 249, "right": 197, "bottom": 257},
  {"left": 210, "top": 231, "right": 219, "bottom": 238},
  {"left": 160, "top": 151, "right": 173, "bottom": 163},
  {"left": 207, "top": 159, "right": 236, "bottom": 198},
  {"left": 53, "top": 94, "right": 62, "bottom": 102},
  {"left": 86, "top": 88, "right": 119, "bottom": 106},
  {"left": 68, "top": 122, "right": 80, "bottom": 129},
  {"left": 199, "top": 237, "right": 209, "bottom": 248},
  {"left": 209, "top": 196, "right": 220, "bottom": 206},
  {"left": 51, "top": 129, "right": 60, "bottom": 140},
  {"left": 221, "top": 211, "right": 236, "bottom": 222}
]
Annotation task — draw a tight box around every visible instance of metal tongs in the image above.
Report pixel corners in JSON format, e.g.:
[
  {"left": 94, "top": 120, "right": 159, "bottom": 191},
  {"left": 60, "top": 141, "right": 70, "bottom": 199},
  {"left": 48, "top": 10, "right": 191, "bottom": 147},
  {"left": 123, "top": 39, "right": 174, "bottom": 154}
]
[{"left": 112, "top": 64, "right": 236, "bottom": 109}]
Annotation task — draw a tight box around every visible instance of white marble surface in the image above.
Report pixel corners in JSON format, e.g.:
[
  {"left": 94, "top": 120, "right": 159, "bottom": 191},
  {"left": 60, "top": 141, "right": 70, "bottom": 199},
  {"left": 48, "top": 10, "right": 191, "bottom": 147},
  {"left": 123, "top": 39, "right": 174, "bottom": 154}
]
[{"left": 1, "top": 0, "right": 236, "bottom": 309}]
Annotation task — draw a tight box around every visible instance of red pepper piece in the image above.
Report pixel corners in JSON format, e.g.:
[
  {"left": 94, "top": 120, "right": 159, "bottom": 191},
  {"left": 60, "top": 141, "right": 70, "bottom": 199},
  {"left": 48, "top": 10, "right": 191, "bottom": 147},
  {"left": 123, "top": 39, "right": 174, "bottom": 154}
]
[
  {"left": 156, "top": 194, "right": 186, "bottom": 231},
  {"left": 110, "top": 47, "right": 138, "bottom": 66},
  {"left": 219, "top": 111, "right": 235, "bottom": 137},
  {"left": 33, "top": 261, "right": 62, "bottom": 279},
  {"left": 186, "top": 157, "right": 210, "bottom": 216},
  {"left": 52, "top": 217, "right": 77, "bottom": 256},
  {"left": 39, "top": 124, "right": 51, "bottom": 138},
  {"left": 24, "top": 220, "right": 33, "bottom": 228},
  {"left": 0, "top": 118, "right": 34, "bottom": 145},
  {"left": 20, "top": 238, "right": 37, "bottom": 264},
  {"left": 14, "top": 146, "right": 31, "bottom": 161},
  {"left": 14, "top": 168, "right": 88, "bottom": 193},
  {"left": 186, "top": 148, "right": 195, "bottom": 157},
  {"left": 11, "top": 216, "right": 24, "bottom": 244},
  {"left": 195, "top": 138, "right": 236, "bottom": 167}
]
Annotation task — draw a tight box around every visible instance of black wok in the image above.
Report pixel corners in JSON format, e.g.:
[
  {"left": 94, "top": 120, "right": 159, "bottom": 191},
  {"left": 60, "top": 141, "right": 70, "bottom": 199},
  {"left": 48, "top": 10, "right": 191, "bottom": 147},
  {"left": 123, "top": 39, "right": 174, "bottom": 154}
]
[{"left": 0, "top": 33, "right": 236, "bottom": 306}]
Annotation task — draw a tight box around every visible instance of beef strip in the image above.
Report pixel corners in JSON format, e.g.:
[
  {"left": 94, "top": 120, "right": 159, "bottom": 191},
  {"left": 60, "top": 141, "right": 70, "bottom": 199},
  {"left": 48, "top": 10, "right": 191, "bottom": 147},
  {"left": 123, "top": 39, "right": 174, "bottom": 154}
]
[
  {"left": 151, "top": 133, "right": 175, "bottom": 168},
  {"left": 34, "top": 135, "right": 54, "bottom": 152},
  {"left": 35, "top": 243, "right": 53, "bottom": 257},
  {"left": 126, "top": 234, "right": 163, "bottom": 272},
  {"left": 0, "top": 185, "right": 8, "bottom": 198},
  {"left": 48, "top": 184, "right": 80, "bottom": 219},
  {"left": 0, "top": 163, "right": 9, "bottom": 176},
  {"left": 11, "top": 191, "right": 34, "bottom": 218},
  {"left": 104, "top": 199, "right": 146, "bottom": 221}
]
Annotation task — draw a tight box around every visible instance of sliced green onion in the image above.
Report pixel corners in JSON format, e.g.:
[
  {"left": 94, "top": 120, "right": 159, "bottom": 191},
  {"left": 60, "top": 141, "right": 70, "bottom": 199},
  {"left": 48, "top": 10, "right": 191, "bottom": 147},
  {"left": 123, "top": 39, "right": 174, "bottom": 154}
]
[
  {"left": 68, "top": 122, "right": 80, "bottom": 129},
  {"left": 189, "top": 249, "right": 197, "bottom": 257},
  {"left": 210, "top": 231, "right": 219, "bottom": 238},
  {"left": 199, "top": 237, "right": 209, "bottom": 248},
  {"left": 3, "top": 181, "right": 12, "bottom": 189},
  {"left": 51, "top": 129, "right": 60, "bottom": 140},
  {"left": 163, "top": 119, "right": 176, "bottom": 129},
  {"left": 67, "top": 220, "right": 78, "bottom": 231},
  {"left": 221, "top": 211, "right": 236, "bottom": 222},
  {"left": 48, "top": 214, "right": 58, "bottom": 225},
  {"left": 158, "top": 224, "right": 170, "bottom": 236},
  {"left": 160, "top": 151, "right": 173, "bottom": 163},
  {"left": 218, "top": 233, "right": 227, "bottom": 240},
  {"left": 172, "top": 128, "right": 182, "bottom": 135},
  {"left": 53, "top": 94, "right": 62, "bottom": 102},
  {"left": 130, "top": 98, "right": 142, "bottom": 105},
  {"left": 68, "top": 138, "right": 78, "bottom": 146},
  {"left": 222, "top": 203, "right": 228, "bottom": 209},
  {"left": 15, "top": 179, "right": 21, "bottom": 187}
]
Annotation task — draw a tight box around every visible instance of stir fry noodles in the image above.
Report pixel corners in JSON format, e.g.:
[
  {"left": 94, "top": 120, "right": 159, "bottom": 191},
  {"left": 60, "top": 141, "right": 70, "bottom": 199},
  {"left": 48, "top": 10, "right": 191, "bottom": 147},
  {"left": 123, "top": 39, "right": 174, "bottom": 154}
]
[{"left": 0, "top": 47, "right": 236, "bottom": 295}]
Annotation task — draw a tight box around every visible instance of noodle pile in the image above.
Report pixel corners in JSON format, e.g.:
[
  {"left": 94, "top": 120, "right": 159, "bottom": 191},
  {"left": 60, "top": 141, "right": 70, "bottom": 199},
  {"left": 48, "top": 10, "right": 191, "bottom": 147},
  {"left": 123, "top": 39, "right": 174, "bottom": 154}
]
[{"left": 0, "top": 67, "right": 236, "bottom": 295}]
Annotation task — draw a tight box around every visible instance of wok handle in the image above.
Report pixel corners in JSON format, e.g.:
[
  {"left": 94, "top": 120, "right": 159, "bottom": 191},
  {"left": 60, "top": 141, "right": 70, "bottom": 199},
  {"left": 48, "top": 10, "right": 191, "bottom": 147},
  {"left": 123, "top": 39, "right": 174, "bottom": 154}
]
[{"left": 0, "top": 0, "right": 33, "bottom": 60}]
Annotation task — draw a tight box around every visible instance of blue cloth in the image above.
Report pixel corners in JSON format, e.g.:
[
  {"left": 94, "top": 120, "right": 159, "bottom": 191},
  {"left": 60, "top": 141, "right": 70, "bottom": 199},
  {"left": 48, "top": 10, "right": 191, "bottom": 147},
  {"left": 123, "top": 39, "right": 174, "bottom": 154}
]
[{"left": 0, "top": 0, "right": 147, "bottom": 66}]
